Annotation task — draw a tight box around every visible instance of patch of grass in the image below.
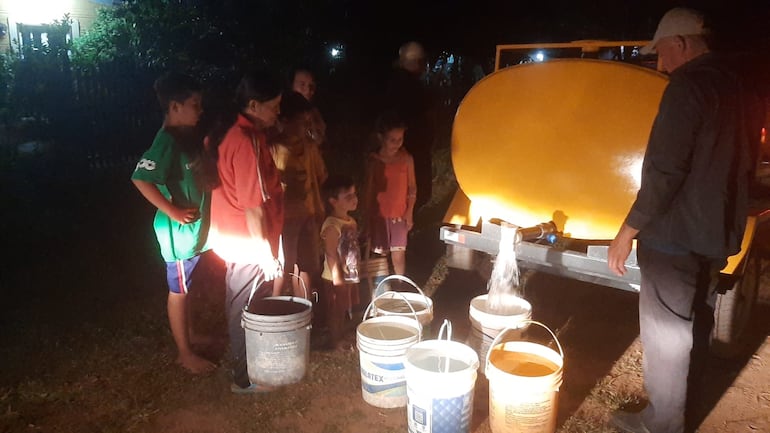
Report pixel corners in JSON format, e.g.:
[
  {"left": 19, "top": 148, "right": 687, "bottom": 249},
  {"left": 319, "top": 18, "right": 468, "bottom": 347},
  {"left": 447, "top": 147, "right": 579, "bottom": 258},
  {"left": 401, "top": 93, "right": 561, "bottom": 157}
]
[
  {"left": 560, "top": 416, "right": 617, "bottom": 433},
  {"left": 557, "top": 339, "right": 646, "bottom": 432},
  {"left": 422, "top": 255, "right": 448, "bottom": 298}
]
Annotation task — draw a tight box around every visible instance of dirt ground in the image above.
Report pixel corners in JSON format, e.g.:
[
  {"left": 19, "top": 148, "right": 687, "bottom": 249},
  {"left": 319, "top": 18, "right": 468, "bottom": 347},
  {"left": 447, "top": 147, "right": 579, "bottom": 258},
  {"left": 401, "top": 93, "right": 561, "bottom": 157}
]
[{"left": 1, "top": 160, "right": 769, "bottom": 433}]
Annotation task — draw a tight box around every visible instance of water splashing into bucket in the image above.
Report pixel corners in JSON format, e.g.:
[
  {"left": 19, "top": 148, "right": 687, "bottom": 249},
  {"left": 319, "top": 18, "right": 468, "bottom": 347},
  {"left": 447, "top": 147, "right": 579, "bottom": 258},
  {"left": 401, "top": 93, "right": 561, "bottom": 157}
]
[{"left": 487, "top": 222, "right": 522, "bottom": 314}]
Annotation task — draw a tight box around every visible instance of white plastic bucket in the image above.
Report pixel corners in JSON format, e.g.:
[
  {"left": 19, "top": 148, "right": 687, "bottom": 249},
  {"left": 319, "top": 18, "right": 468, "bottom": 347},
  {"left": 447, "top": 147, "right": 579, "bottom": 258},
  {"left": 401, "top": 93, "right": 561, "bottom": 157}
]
[
  {"left": 242, "top": 295, "right": 313, "bottom": 387},
  {"left": 405, "top": 320, "right": 479, "bottom": 433},
  {"left": 357, "top": 292, "right": 422, "bottom": 408},
  {"left": 485, "top": 321, "right": 564, "bottom": 433},
  {"left": 468, "top": 293, "right": 532, "bottom": 370},
  {"left": 372, "top": 275, "right": 434, "bottom": 330}
]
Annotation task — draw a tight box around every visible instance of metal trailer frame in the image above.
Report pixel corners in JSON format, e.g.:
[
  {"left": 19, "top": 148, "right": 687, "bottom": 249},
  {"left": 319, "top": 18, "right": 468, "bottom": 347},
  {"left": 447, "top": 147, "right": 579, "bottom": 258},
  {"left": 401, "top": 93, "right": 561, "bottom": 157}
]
[{"left": 440, "top": 220, "right": 641, "bottom": 292}]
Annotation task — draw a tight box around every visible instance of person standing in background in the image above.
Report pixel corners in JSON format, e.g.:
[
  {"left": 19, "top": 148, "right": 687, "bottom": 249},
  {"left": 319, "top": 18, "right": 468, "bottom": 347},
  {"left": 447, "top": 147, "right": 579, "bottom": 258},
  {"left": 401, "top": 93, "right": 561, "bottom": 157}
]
[
  {"left": 385, "top": 41, "right": 436, "bottom": 212},
  {"left": 291, "top": 68, "right": 327, "bottom": 151},
  {"left": 271, "top": 91, "right": 328, "bottom": 300},
  {"left": 364, "top": 111, "right": 417, "bottom": 287},
  {"left": 208, "top": 70, "right": 285, "bottom": 394},
  {"left": 131, "top": 72, "right": 217, "bottom": 375},
  {"left": 607, "top": 8, "right": 765, "bottom": 433},
  {"left": 320, "top": 175, "right": 361, "bottom": 350}
]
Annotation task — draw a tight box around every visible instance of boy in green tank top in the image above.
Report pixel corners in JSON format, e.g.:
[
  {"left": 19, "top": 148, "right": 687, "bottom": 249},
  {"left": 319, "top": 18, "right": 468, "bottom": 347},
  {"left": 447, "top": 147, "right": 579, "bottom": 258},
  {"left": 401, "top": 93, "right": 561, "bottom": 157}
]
[{"left": 131, "top": 73, "right": 215, "bottom": 374}]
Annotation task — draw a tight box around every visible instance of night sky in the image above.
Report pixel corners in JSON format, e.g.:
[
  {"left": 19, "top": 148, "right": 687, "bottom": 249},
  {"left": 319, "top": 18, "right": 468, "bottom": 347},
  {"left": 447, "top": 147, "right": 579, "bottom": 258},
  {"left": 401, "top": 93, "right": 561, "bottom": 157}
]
[
  {"left": 328, "top": 1, "right": 768, "bottom": 59},
  {"left": 222, "top": 0, "right": 766, "bottom": 101}
]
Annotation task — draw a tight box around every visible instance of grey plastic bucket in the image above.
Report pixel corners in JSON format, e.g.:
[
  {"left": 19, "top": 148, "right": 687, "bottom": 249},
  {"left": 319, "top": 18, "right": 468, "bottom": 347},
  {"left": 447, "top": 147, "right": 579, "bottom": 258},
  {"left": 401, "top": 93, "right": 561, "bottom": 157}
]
[{"left": 242, "top": 295, "right": 313, "bottom": 387}]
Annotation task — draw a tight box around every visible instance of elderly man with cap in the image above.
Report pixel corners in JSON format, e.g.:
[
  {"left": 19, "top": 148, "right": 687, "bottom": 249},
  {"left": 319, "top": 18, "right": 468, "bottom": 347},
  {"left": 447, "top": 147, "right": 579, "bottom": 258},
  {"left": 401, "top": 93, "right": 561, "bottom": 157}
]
[{"left": 607, "top": 7, "right": 765, "bottom": 433}]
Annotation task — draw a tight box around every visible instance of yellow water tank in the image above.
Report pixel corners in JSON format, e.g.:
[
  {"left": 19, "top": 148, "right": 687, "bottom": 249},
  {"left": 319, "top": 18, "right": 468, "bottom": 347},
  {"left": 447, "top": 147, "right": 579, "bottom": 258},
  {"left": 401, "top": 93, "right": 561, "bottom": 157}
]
[{"left": 451, "top": 59, "right": 668, "bottom": 239}]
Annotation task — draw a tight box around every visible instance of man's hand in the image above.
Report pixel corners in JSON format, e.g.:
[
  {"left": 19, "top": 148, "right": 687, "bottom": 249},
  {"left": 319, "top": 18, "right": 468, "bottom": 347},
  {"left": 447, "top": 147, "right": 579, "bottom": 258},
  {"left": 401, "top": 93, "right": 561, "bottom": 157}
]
[{"left": 608, "top": 223, "right": 639, "bottom": 276}]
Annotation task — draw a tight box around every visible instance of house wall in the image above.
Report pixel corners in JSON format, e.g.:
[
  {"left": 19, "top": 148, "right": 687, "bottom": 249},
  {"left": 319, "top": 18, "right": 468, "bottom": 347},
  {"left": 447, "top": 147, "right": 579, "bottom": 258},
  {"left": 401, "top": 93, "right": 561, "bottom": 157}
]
[{"left": 0, "top": 0, "right": 113, "bottom": 52}]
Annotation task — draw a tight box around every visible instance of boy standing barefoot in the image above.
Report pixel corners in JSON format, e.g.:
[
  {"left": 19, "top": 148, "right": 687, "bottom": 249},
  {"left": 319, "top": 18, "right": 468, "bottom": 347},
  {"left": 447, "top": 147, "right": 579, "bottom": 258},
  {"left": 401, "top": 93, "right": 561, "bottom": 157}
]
[{"left": 132, "top": 73, "right": 216, "bottom": 374}]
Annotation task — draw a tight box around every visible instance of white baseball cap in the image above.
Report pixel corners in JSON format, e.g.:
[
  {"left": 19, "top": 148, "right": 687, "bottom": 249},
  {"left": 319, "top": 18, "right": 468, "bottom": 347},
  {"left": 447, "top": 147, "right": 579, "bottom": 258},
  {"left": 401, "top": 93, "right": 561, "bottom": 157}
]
[{"left": 640, "top": 8, "right": 707, "bottom": 55}]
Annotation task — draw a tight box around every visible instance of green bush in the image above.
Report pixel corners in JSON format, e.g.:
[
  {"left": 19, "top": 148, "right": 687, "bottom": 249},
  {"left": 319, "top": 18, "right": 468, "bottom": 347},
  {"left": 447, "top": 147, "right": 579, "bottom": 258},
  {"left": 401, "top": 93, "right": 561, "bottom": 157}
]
[{"left": 71, "top": 0, "right": 216, "bottom": 72}]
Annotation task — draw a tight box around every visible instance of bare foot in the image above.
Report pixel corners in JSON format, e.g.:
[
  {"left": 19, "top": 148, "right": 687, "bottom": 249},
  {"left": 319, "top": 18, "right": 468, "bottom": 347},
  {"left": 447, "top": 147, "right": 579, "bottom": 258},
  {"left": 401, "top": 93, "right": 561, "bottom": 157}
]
[{"left": 177, "top": 353, "right": 217, "bottom": 374}]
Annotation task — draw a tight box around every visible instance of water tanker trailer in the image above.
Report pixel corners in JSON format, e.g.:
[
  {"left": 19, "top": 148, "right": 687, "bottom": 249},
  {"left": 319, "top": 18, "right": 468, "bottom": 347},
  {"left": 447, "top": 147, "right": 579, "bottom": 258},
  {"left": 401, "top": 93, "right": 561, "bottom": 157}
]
[{"left": 440, "top": 41, "right": 769, "bottom": 357}]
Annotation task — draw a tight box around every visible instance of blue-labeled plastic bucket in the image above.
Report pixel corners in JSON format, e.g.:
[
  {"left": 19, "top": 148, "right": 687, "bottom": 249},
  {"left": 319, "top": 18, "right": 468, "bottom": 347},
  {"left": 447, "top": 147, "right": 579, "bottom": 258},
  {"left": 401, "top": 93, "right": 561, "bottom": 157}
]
[
  {"left": 405, "top": 321, "right": 479, "bottom": 433},
  {"left": 357, "top": 292, "right": 422, "bottom": 408}
]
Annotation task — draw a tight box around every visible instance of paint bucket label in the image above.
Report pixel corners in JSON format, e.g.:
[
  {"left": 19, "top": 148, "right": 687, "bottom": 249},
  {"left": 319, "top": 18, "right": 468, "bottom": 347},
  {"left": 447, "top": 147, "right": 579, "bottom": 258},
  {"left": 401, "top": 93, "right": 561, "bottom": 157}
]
[
  {"left": 489, "top": 349, "right": 561, "bottom": 432},
  {"left": 485, "top": 323, "right": 564, "bottom": 433},
  {"left": 405, "top": 340, "right": 479, "bottom": 433},
  {"left": 357, "top": 316, "right": 421, "bottom": 408},
  {"left": 359, "top": 353, "right": 407, "bottom": 404},
  {"left": 407, "top": 388, "right": 473, "bottom": 433}
]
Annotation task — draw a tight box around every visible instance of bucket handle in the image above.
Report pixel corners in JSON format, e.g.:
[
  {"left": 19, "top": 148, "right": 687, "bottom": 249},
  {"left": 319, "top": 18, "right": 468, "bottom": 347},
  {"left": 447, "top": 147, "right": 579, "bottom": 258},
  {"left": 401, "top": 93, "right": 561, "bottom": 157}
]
[
  {"left": 435, "top": 319, "right": 455, "bottom": 374},
  {"left": 436, "top": 319, "right": 452, "bottom": 341},
  {"left": 246, "top": 272, "right": 310, "bottom": 310},
  {"left": 287, "top": 272, "right": 310, "bottom": 300},
  {"left": 246, "top": 278, "right": 264, "bottom": 309},
  {"left": 373, "top": 275, "right": 433, "bottom": 314},
  {"left": 484, "top": 320, "right": 564, "bottom": 376},
  {"left": 363, "top": 291, "right": 422, "bottom": 341}
]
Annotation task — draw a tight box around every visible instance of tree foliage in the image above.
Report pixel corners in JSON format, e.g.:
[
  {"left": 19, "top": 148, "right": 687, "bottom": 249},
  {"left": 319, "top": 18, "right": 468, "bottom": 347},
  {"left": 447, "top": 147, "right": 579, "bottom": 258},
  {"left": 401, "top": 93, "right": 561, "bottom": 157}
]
[
  {"left": 70, "top": 0, "right": 353, "bottom": 81},
  {"left": 71, "top": 0, "right": 218, "bottom": 72},
  {"left": 7, "top": 16, "right": 73, "bottom": 121},
  {"left": 0, "top": 53, "right": 13, "bottom": 119}
]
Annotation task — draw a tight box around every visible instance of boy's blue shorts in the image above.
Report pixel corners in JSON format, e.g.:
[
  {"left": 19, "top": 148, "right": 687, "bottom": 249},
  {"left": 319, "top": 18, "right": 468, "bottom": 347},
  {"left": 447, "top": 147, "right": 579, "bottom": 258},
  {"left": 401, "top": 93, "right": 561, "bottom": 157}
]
[{"left": 165, "top": 255, "right": 201, "bottom": 294}]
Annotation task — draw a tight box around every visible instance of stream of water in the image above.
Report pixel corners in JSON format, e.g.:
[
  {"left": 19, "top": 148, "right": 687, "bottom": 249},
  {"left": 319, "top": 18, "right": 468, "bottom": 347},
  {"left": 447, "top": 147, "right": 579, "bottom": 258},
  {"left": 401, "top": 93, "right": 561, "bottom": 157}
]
[{"left": 486, "top": 223, "right": 522, "bottom": 314}]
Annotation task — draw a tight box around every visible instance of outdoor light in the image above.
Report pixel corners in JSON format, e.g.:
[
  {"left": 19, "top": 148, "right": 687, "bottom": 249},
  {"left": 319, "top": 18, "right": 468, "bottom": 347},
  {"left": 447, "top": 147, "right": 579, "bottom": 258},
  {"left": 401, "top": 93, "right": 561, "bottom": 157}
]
[
  {"left": 8, "top": 0, "right": 74, "bottom": 24},
  {"left": 535, "top": 51, "right": 545, "bottom": 62},
  {"left": 327, "top": 43, "right": 345, "bottom": 59}
]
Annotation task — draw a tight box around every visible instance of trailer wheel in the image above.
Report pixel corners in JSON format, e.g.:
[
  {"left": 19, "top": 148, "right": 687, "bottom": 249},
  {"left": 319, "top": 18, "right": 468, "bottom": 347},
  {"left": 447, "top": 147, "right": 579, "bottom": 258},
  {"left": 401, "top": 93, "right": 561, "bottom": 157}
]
[{"left": 710, "top": 249, "right": 760, "bottom": 358}]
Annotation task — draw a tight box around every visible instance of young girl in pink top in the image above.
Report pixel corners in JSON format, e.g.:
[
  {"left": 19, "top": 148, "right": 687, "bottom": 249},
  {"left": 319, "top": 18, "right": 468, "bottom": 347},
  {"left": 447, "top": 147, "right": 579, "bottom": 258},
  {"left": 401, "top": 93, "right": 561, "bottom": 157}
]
[{"left": 364, "top": 111, "right": 417, "bottom": 277}]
